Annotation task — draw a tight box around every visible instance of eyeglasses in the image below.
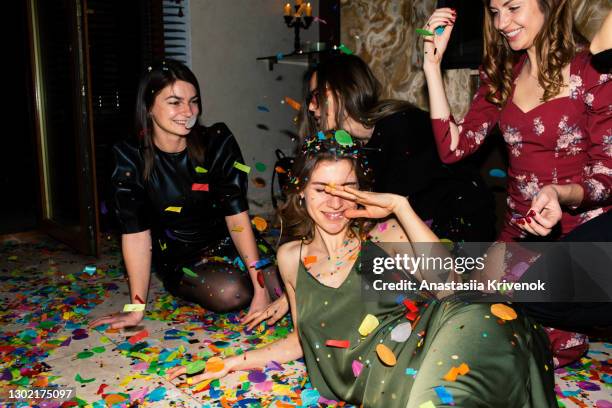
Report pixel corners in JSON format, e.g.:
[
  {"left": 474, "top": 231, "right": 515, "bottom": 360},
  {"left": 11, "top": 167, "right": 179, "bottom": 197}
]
[{"left": 307, "top": 89, "right": 320, "bottom": 110}]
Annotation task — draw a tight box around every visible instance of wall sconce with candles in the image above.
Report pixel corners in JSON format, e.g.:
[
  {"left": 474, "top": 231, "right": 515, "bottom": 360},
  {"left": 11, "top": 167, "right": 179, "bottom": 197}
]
[{"left": 283, "top": 1, "right": 313, "bottom": 53}]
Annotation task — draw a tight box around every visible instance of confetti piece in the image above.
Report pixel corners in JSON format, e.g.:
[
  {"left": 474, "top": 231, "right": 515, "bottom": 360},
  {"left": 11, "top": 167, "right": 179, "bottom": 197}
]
[
  {"left": 443, "top": 366, "right": 459, "bottom": 382},
  {"left": 253, "top": 258, "right": 272, "bottom": 269},
  {"left": 338, "top": 43, "right": 353, "bottom": 55},
  {"left": 255, "top": 162, "right": 267, "bottom": 172},
  {"left": 314, "top": 16, "right": 327, "bottom": 24},
  {"left": 77, "top": 351, "right": 94, "bottom": 359},
  {"left": 128, "top": 329, "right": 149, "bottom": 345},
  {"left": 275, "top": 166, "right": 286, "bottom": 174},
  {"left": 195, "top": 166, "right": 208, "bottom": 173},
  {"left": 192, "top": 183, "right": 209, "bottom": 191},
  {"left": 419, "top": 401, "right": 436, "bottom": 408},
  {"left": 435, "top": 385, "right": 455, "bottom": 404},
  {"left": 96, "top": 384, "right": 109, "bottom": 395},
  {"left": 284, "top": 96, "right": 301, "bottom": 111},
  {"left": 165, "top": 206, "right": 182, "bottom": 213},
  {"left": 435, "top": 25, "right": 446, "bottom": 35},
  {"left": 252, "top": 216, "right": 268, "bottom": 232},
  {"left": 352, "top": 360, "right": 363, "bottom": 377},
  {"left": 105, "top": 394, "right": 127, "bottom": 405},
  {"left": 403, "top": 299, "right": 419, "bottom": 313},
  {"left": 135, "top": 294, "right": 145, "bottom": 304},
  {"left": 83, "top": 265, "right": 97, "bottom": 275},
  {"left": 182, "top": 267, "right": 198, "bottom": 278},
  {"left": 248, "top": 370, "right": 267, "bottom": 383},
  {"left": 377, "top": 222, "right": 388, "bottom": 232},
  {"left": 257, "top": 271, "right": 265, "bottom": 288},
  {"left": 252, "top": 177, "right": 266, "bottom": 188},
  {"left": 326, "top": 339, "right": 350, "bottom": 348},
  {"left": 318, "top": 131, "right": 326, "bottom": 140},
  {"left": 406, "top": 368, "right": 418, "bottom": 376},
  {"left": 75, "top": 373, "right": 95, "bottom": 383},
  {"left": 489, "top": 168, "right": 507, "bottom": 178},
  {"left": 257, "top": 105, "right": 270, "bottom": 112},
  {"left": 231, "top": 225, "right": 244, "bottom": 232},
  {"left": 376, "top": 344, "right": 397, "bottom": 366},
  {"left": 205, "top": 356, "right": 225, "bottom": 372},
  {"left": 233, "top": 161, "right": 251, "bottom": 173},
  {"left": 303, "top": 255, "right": 317, "bottom": 266},
  {"left": 123, "top": 303, "right": 146, "bottom": 312},
  {"left": 334, "top": 129, "right": 353, "bottom": 146},
  {"left": 416, "top": 28, "right": 434, "bottom": 36},
  {"left": 358, "top": 314, "right": 379, "bottom": 337},
  {"left": 147, "top": 387, "right": 167, "bottom": 402},
  {"left": 186, "top": 360, "right": 206, "bottom": 375},
  {"left": 391, "top": 322, "right": 413, "bottom": 342},
  {"left": 458, "top": 363, "right": 470, "bottom": 375},
  {"left": 490, "top": 303, "right": 518, "bottom": 321}
]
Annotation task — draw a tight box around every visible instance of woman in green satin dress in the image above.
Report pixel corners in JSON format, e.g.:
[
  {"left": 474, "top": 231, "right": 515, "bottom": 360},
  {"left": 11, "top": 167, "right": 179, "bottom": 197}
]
[{"left": 167, "top": 133, "right": 557, "bottom": 407}]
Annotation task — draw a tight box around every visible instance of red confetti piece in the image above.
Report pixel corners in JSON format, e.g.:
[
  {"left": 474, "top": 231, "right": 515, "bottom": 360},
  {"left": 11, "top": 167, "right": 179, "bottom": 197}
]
[
  {"left": 127, "top": 329, "right": 149, "bottom": 345},
  {"left": 325, "top": 339, "right": 350, "bottom": 348},
  {"left": 134, "top": 295, "right": 145, "bottom": 304},
  {"left": 96, "top": 384, "right": 109, "bottom": 395},
  {"left": 192, "top": 183, "right": 209, "bottom": 191},
  {"left": 257, "top": 270, "right": 265, "bottom": 288},
  {"left": 403, "top": 299, "right": 418, "bottom": 313},
  {"left": 405, "top": 311, "right": 419, "bottom": 321},
  {"left": 303, "top": 255, "right": 317, "bottom": 266}
]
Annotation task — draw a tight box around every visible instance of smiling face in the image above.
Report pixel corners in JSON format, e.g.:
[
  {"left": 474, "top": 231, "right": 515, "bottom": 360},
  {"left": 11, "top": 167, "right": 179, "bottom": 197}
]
[
  {"left": 149, "top": 80, "right": 200, "bottom": 140},
  {"left": 302, "top": 159, "right": 358, "bottom": 236},
  {"left": 488, "top": 0, "right": 545, "bottom": 51}
]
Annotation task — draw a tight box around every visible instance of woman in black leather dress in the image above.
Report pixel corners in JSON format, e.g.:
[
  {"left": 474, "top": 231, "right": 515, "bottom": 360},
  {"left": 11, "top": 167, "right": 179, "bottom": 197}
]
[{"left": 90, "top": 60, "right": 277, "bottom": 329}]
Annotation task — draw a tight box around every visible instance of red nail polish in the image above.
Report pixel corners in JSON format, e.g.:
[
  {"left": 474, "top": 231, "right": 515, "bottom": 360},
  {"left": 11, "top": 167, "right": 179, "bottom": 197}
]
[
  {"left": 528, "top": 210, "right": 536, "bottom": 217},
  {"left": 526, "top": 217, "right": 532, "bottom": 224},
  {"left": 517, "top": 218, "right": 525, "bottom": 225}
]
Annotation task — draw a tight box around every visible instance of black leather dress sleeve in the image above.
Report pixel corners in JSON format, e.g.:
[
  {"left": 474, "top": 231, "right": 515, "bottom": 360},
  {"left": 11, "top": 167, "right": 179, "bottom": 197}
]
[
  {"left": 111, "top": 141, "right": 151, "bottom": 234},
  {"left": 206, "top": 123, "right": 250, "bottom": 216}
]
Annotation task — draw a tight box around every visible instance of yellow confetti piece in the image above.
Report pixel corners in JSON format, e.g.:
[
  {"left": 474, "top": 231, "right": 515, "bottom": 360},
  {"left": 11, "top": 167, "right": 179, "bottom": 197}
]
[
  {"left": 165, "top": 206, "right": 182, "bottom": 213},
  {"left": 231, "top": 225, "right": 244, "bottom": 232},
  {"left": 375, "top": 344, "right": 396, "bottom": 366},
  {"left": 419, "top": 401, "right": 436, "bottom": 408},
  {"left": 233, "top": 161, "right": 251, "bottom": 173},
  {"left": 123, "top": 303, "right": 145, "bottom": 312},
  {"left": 252, "top": 216, "right": 268, "bottom": 232},
  {"left": 129, "top": 352, "right": 150, "bottom": 362},
  {"left": 358, "top": 314, "right": 379, "bottom": 337},
  {"left": 100, "top": 336, "right": 111, "bottom": 344},
  {"left": 195, "top": 166, "right": 208, "bottom": 173},
  {"left": 490, "top": 303, "right": 518, "bottom": 321},
  {"left": 193, "top": 378, "right": 213, "bottom": 391}
]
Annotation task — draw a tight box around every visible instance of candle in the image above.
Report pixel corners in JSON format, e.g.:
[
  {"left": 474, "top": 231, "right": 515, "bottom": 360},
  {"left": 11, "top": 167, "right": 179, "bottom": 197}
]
[
  {"left": 305, "top": 2, "right": 312, "bottom": 17},
  {"left": 284, "top": 3, "right": 291, "bottom": 16}
]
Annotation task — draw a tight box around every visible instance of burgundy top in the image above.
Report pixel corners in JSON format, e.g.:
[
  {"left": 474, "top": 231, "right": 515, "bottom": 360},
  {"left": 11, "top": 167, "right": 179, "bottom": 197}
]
[{"left": 431, "top": 50, "right": 611, "bottom": 240}]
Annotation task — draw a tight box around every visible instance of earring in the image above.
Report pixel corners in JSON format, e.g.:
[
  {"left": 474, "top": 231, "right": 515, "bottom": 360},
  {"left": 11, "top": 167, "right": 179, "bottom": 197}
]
[{"left": 299, "top": 196, "right": 304, "bottom": 207}]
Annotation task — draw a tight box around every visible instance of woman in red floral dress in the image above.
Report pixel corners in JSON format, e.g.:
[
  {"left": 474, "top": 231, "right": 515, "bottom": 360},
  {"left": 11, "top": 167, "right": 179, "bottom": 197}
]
[{"left": 422, "top": 0, "right": 611, "bottom": 367}]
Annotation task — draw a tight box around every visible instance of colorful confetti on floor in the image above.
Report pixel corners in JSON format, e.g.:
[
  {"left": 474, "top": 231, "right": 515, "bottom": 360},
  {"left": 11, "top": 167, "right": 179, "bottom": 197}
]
[{"left": 0, "top": 235, "right": 610, "bottom": 407}]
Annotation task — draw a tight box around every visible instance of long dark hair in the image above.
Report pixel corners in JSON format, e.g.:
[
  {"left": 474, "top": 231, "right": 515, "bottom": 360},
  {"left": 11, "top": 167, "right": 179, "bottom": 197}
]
[
  {"left": 298, "top": 54, "right": 416, "bottom": 141},
  {"left": 135, "top": 59, "right": 205, "bottom": 180},
  {"left": 481, "top": 0, "right": 586, "bottom": 106},
  {"left": 280, "top": 131, "right": 374, "bottom": 243}
]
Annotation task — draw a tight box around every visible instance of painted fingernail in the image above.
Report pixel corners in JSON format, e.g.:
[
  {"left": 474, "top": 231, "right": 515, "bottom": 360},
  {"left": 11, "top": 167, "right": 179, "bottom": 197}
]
[
  {"left": 528, "top": 210, "right": 536, "bottom": 217},
  {"left": 517, "top": 218, "right": 525, "bottom": 225},
  {"left": 526, "top": 217, "right": 532, "bottom": 224}
]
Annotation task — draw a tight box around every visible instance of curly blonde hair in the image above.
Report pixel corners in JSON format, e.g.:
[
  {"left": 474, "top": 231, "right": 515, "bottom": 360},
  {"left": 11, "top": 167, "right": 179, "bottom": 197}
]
[{"left": 481, "top": 0, "right": 586, "bottom": 106}]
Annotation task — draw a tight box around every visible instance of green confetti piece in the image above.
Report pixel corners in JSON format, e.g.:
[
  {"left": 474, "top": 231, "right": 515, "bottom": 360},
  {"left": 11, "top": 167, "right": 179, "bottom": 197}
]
[
  {"left": 195, "top": 166, "right": 208, "bottom": 173},
  {"left": 255, "top": 162, "right": 267, "bottom": 172},
  {"left": 92, "top": 346, "right": 105, "bottom": 353},
  {"left": 14, "top": 377, "right": 30, "bottom": 386},
  {"left": 258, "top": 243, "right": 269, "bottom": 254},
  {"left": 38, "top": 320, "right": 55, "bottom": 329},
  {"left": 182, "top": 267, "right": 198, "bottom": 278},
  {"left": 334, "top": 130, "right": 354, "bottom": 146},
  {"left": 233, "top": 161, "right": 251, "bottom": 173},
  {"left": 129, "top": 352, "right": 150, "bottom": 362},
  {"left": 77, "top": 351, "right": 94, "bottom": 359},
  {"left": 338, "top": 43, "right": 353, "bottom": 55},
  {"left": 75, "top": 373, "right": 95, "bottom": 383},
  {"left": 186, "top": 360, "right": 206, "bottom": 374},
  {"left": 416, "top": 28, "right": 434, "bottom": 36}
]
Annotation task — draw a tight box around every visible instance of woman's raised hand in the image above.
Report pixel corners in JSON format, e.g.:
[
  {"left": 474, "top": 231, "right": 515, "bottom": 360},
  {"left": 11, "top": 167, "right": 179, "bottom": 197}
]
[
  {"left": 88, "top": 311, "right": 144, "bottom": 330},
  {"left": 422, "top": 8, "right": 456, "bottom": 67},
  {"left": 325, "top": 185, "right": 405, "bottom": 219}
]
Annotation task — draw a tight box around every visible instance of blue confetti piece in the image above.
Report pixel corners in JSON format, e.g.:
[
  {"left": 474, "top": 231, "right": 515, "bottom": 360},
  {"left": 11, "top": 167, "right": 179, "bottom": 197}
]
[
  {"left": 257, "top": 105, "right": 270, "bottom": 112},
  {"left": 146, "top": 387, "right": 167, "bottom": 402},
  {"left": 434, "top": 385, "right": 454, "bottom": 404},
  {"left": 301, "top": 388, "right": 321, "bottom": 406},
  {"left": 406, "top": 368, "right": 418, "bottom": 376},
  {"left": 435, "top": 25, "right": 445, "bottom": 35},
  {"left": 83, "top": 265, "right": 97, "bottom": 275},
  {"left": 489, "top": 168, "right": 507, "bottom": 178},
  {"left": 561, "top": 389, "right": 581, "bottom": 397},
  {"left": 276, "top": 52, "right": 284, "bottom": 60},
  {"left": 254, "top": 258, "right": 272, "bottom": 269},
  {"left": 395, "top": 294, "right": 406, "bottom": 305},
  {"left": 317, "top": 131, "right": 326, "bottom": 140},
  {"left": 233, "top": 256, "right": 246, "bottom": 271}
]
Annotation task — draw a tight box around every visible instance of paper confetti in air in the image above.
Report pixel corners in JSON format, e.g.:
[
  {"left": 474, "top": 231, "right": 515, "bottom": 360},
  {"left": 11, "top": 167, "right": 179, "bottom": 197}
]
[
  {"left": 83, "top": 265, "right": 97, "bottom": 275},
  {"left": 489, "top": 168, "right": 507, "bottom": 178},
  {"left": 255, "top": 162, "right": 267, "bottom": 172},
  {"left": 284, "top": 96, "right": 301, "bottom": 111},
  {"left": 252, "top": 216, "right": 268, "bottom": 232},
  {"left": 195, "top": 166, "right": 208, "bottom": 173},
  {"left": 182, "top": 267, "right": 198, "bottom": 278},
  {"left": 334, "top": 129, "right": 353, "bottom": 146},
  {"left": 376, "top": 344, "right": 397, "bottom": 366},
  {"left": 233, "top": 161, "right": 251, "bottom": 173},
  {"left": 257, "top": 105, "right": 270, "bottom": 112},
  {"left": 192, "top": 183, "right": 209, "bottom": 191},
  {"left": 338, "top": 43, "right": 353, "bottom": 55},
  {"left": 165, "top": 206, "right": 182, "bottom": 213},
  {"left": 490, "top": 303, "right": 518, "bottom": 321},
  {"left": 123, "top": 303, "right": 146, "bottom": 312},
  {"left": 358, "top": 314, "right": 379, "bottom": 337}
]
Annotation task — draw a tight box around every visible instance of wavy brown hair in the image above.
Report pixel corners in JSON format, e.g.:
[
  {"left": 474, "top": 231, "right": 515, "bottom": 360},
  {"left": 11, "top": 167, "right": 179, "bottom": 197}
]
[
  {"left": 280, "top": 133, "right": 375, "bottom": 244},
  {"left": 481, "top": 0, "right": 586, "bottom": 106}
]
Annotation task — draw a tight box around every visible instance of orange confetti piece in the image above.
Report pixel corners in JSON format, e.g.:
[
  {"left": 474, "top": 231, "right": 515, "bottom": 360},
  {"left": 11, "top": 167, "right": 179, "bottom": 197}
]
[
  {"left": 443, "top": 366, "right": 459, "bottom": 382},
  {"left": 205, "top": 356, "right": 225, "bottom": 372},
  {"left": 326, "top": 339, "right": 350, "bottom": 348},
  {"left": 276, "top": 402, "right": 294, "bottom": 408},
  {"left": 303, "top": 255, "right": 317, "bottom": 266},
  {"left": 105, "top": 394, "right": 127, "bottom": 405},
  {"left": 458, "top": 362, "right": 470, "bottom": 375},
  {"left": 252, "top": 216, "right": 268, "bottom": 232},
  {"left": 208, "top": 344, "right": 221, "bottom": 354},
  {"left": 375, "top": 344, "right": 397, "bottom": 366},
  {"left": 284, "top": 96, "right": 301, "bottom": 111},
  {"left": 275, "top": 166, "right": 287, "bottom": 174},
  {"left": 128, "top": 329, "right": 149, "bottom": 345},
  {"left": 220, "top": 397, "right": 232, "bottom": 408},
  {"left": 490, "top": 303, "right": 517, "bottom": 321}
]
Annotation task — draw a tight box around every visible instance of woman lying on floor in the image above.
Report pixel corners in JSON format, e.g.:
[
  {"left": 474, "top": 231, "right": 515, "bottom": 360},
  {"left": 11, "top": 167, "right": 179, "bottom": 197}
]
[
  {"left": 90, "top": 60, "right": 279, "bottom": 330},
  {"left": 168, "top": 132, "right": 557, "bottom": 407}
]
